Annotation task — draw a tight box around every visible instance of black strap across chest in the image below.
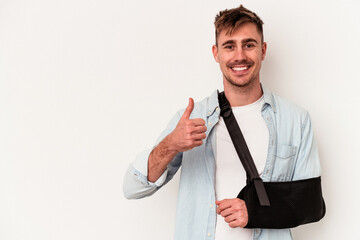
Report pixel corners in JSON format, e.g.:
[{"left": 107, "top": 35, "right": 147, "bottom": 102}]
[{"left": 218, "top": 91, "right": 270, "bottom": 207}]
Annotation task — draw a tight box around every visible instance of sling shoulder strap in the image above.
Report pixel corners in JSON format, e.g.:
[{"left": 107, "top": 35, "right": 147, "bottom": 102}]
[{"left": 218, "top": 91, "right": 270, "bottom": 207}]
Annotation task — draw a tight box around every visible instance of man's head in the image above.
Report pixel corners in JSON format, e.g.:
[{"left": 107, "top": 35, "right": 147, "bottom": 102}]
[
  {"left": 212, "top": 5, "right": 266, "bottom": 90},
  {"left": 214, "top": 5, "right": 264, "bottom": 46}
]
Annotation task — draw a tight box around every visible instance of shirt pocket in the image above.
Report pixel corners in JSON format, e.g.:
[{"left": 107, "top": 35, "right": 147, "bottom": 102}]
[{"left": 271, "top": 145, "right": 297, "bottom": 181}]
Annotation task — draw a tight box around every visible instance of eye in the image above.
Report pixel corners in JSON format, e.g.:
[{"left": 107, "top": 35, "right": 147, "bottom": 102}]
[
  {"left": 224, "top": 45, "right": 234, "bottom": 50},
  {"left": 244, "top": 43, "right": 255, "bottom": 49}
]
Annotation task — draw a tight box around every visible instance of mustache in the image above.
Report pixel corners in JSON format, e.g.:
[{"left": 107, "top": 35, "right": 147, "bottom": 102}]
[{"left": 227, "top": 60, "right": 254, "bottom": 68}]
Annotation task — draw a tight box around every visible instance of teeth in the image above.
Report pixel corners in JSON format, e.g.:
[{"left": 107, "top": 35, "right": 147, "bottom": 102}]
[{"left": 232, "top": 66, "right": 248, "bottom": 71}]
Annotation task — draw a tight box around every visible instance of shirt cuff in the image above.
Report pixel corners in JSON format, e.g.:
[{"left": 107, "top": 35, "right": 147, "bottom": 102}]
[{"left": 132, "top": 148, "right": 169, "bottom": 187}]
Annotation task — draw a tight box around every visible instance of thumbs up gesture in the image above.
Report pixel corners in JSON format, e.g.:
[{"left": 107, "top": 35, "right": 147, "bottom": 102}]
[{"left": 168, "top": 98, "right": 207, "bottom": 153}]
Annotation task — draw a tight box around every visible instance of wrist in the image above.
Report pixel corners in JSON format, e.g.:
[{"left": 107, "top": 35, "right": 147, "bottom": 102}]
[{"left": 164, "top": 133, "right": 180, "bottom": 153}]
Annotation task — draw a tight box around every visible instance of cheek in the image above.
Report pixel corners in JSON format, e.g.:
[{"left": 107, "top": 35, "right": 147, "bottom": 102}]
[
  {"left": 220, "top": 59, "right": 229, "bottom": 70},
  {"left": 218, "top": 54, "right": 231, "bottom": 66},
  {"left": 253, "top": 53, "right": 263, "bottom": 64}
]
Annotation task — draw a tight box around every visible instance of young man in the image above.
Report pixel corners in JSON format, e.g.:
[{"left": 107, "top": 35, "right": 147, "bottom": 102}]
[{"left": 123, "top": 5, "right": 322, "bottom": 240}]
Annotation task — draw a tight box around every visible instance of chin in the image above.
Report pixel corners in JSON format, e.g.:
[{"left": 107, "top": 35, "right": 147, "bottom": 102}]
[{"left": 227, "top": 78, "right": 252, "bottom": 88}]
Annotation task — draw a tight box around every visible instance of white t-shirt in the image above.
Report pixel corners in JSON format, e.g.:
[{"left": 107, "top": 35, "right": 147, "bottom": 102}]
[{"left": 214, "top": 95, "right": 269, "bottom": 239}]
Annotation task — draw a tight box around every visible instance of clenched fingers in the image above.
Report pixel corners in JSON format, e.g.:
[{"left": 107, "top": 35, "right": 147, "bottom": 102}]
[
  {"left": 194, "top": 125, "right": 207, "bottom": 133},
  {"left": 218, "top": 207, "right": 233, "bottom": 218},
  {"left": 224, "top": 214, "right": 237, "bottom": 223},
  {"left": 215, "top": 198, "right": 248, "bottom": 228},
  {"left": 191, "top": 118, "right": 206, "bottom": 126},
  {"left": 215, "top": 199, "right": 232, "bottom": 214},
  {"left": 191, "top": 132, "right": 207, "bottom": 140}
]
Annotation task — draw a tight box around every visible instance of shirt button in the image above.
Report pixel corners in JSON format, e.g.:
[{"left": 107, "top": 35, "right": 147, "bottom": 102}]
[
  {"left": 207, "top": 233, "right": 211, "bottom": 237},
  {"left": 210, "top": 204, "right": 213, "bottom": 208},
  {"left": 209, "top": 122, "right": 212, "bottom": 126}
]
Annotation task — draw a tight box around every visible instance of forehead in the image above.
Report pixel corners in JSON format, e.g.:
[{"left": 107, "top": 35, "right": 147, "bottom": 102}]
[{"left": 217, "top": 23, "right": 262, "bottom": 44}]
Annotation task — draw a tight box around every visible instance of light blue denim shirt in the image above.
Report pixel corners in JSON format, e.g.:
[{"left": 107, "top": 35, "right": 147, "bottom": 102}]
[{"left": 123, "top": 87, "right": 321, "bottom": 240}]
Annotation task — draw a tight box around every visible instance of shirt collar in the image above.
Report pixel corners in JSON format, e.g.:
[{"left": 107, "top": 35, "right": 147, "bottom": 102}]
[
  {"left": 207, "top": 90, "right": 220, "bottom": 117},
  {"left": 207, "top": 84, "right": 277, "bottom": 116},
  {"left": 261, "top": 84, "right": 277, "bottom": 113}
]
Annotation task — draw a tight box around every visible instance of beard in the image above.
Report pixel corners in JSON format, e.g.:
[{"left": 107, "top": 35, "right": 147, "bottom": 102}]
[
  {"left": 224, "top": 74, "right": 253, "bottom": 88},
  {"left": 223, "top": 60, "right": 257, "bottom": 88},
  {"left": 223, "top": 70, "right": 259, "bottom": 89}
]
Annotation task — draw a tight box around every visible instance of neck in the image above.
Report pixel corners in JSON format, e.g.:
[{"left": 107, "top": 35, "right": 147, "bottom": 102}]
[{"left": 223, "top": 80, "right": 263, "bottom": 107}]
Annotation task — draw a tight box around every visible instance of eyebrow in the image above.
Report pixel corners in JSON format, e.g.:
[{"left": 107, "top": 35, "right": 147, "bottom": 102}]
[
  {"left": 221, "top": 38, "right": 259, "bottom": 47},
  {"left": 221, "top": 40, "right": 235, "bottom": 47},
  {"left": 242, "top": 38, "right": 258, "bottom": 44}
]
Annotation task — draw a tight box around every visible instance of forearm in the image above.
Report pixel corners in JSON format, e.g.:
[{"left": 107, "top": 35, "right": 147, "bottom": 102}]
[
  {"left": 139, "top": 98, "right": 206, "bottom": 184},
  {"left": 148, "top": 134, "right": 179, "bottom": 182},
  {"left": 123, "top": 141, "right": 182, "bottom": 200}
]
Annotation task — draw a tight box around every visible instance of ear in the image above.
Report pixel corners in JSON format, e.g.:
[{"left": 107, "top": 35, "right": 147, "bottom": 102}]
[
  {"left": 212, "top": 44, "right": 219, "bottom": 63},
  {"left": 261, "top": 42, "right": 267, "bottom": 60}
]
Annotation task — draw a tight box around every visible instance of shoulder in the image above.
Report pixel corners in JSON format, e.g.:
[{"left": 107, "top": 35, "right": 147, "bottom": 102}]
[
  {"left": 273, "top": 94, "right": 307, "bottom": 114},
  {"left": 264, "top": 89, "right": 315, "bottom": 150},
  {"left": 270, "top": 91, "right": 310, "bottom": 125}
]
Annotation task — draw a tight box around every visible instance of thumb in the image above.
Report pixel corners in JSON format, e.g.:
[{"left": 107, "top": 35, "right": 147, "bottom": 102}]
[{"left": 181, "top": 98, "right": 194, "bottom": 120}]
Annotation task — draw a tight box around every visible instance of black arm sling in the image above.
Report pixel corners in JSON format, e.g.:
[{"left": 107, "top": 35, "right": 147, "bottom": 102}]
[{"left": 218, "top": 91, "right": 326, "bottom": 229}]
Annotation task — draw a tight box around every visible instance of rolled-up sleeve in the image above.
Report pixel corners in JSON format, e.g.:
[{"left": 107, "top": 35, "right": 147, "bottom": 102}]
[
  {"left": 123, "top": 149, "right": 170, "bottom": 199},
  {"left": 123, "top": 110, "right": 184, "bottom": 199}
]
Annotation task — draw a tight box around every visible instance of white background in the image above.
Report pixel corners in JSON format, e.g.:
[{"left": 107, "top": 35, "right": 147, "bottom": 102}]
[{"left": 0, "top": 0, "right": 359, "bottom": 239}]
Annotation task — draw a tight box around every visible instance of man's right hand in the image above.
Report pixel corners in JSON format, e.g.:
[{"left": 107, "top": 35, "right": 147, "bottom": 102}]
[
  {"left": 147, "top": 98, "right": 207, "bottom": 182},
  {"left": 167, "top": 98, "right": 207, "bottom": 153}
]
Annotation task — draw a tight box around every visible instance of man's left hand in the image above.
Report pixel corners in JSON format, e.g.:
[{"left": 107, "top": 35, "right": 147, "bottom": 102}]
[{"left": 215, "top": 198, "right": 248, "bottom": 228}]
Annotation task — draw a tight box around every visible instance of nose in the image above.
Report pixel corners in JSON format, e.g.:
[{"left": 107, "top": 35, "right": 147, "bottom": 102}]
[{"left": 233, "top": 48, "right": 247, "bottom": 62}]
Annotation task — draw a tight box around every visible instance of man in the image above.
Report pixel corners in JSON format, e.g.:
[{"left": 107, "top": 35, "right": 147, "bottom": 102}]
[{"left": 123, "top": 5, "right": 322, "bottom": 240}]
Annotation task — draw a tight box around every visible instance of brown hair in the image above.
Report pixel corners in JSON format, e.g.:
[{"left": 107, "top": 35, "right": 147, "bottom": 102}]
[{"left": 214, "top": 5, "right": 264, "bottom": 45}]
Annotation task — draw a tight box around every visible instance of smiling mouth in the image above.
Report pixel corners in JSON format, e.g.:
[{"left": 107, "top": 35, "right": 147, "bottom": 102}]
[
  {"left": 230, "top": 65, "right": 252, "bottom": 73},
  {"left": 231, "top": 66, "right": 249, "bottom": 71}
]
